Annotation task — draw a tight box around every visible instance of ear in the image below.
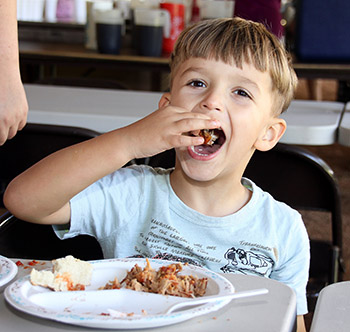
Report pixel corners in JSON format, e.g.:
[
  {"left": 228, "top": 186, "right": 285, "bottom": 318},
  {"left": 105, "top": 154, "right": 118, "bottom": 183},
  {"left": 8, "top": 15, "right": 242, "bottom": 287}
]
[
  {"left": 254, "top": 118, "right": 287, "bottom": 152},
  {"left": 158, "top": 92, "right": 171, "bottom": 109}
]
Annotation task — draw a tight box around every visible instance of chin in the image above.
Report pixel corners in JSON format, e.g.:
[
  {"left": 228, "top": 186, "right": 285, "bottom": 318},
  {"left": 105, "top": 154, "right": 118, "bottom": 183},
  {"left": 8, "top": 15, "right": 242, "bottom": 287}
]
[
  {"left": 176, "top": 150, "right": 222, "bottom": 182},
  {"left": 184, "top": 167, "right": 219, "bottom": 183}
]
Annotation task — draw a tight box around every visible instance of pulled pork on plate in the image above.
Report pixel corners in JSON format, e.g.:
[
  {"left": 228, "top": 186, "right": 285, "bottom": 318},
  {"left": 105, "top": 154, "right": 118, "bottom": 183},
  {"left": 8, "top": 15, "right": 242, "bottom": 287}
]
[{"left": 101, "top": 259, "right": 208, "bottom": 298}]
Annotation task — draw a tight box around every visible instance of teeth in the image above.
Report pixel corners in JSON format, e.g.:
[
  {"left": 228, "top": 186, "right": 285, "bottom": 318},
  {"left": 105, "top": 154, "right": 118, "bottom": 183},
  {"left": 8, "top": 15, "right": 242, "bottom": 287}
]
[{"left": 191, "top": 146, "right": 210, "bottom": 156}]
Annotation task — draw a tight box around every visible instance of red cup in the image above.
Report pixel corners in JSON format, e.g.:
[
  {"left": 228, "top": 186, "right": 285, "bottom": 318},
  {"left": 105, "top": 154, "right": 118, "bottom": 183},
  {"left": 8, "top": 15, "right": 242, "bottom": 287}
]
[{"left": 160, "top": 2, "right": 185, "bottom": 54}]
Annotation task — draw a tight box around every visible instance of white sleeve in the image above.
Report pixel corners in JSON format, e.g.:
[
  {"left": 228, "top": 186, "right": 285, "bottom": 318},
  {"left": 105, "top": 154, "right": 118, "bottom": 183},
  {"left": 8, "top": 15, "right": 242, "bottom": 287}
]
[
  {"left": 56, "top": 166, "right": 145, "bottom": 240},
  {"left": 270, "top": 214, "right": 310, "bottom": 315}
]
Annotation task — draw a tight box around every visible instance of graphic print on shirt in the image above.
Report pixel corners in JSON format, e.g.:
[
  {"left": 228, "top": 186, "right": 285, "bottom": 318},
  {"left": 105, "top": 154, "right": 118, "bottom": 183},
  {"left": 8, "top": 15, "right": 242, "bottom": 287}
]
[
  {"left": 130, "top": 252, "right": 202, "bottom": 266},
  {"left": 134, "top": 218, "right": 222, "bottom": 267},
  {"left": 220, "top": 247, "right": 274, "bottom": 276}
]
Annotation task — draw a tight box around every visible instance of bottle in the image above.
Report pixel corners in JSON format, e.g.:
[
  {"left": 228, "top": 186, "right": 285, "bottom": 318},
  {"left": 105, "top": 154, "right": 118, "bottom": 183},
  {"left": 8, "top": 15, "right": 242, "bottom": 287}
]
[
  {"left": 56, "top": 0, "right": 75, "bottom": 22},
  {"left": 191, "top": 0, "right": 200, "bottom": 23}
]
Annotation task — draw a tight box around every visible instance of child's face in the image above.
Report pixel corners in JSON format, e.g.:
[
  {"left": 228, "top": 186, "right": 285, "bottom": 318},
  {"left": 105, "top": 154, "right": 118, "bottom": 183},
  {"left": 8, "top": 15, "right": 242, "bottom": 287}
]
[{"left": 168, "top": 57, "right": 285, "bottom": 183}]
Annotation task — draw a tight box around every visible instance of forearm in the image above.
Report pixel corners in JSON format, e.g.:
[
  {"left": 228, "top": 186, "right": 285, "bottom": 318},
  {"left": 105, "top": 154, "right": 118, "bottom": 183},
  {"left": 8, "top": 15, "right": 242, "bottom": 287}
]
[
  {"left": 0, "top": 0, "right": 28, "bottom": 144},
  {"left": 4, "top": 99, "right": 219, "bottom": 224},
  {"left": 297, "top": 315, "right": 307, "bottom": 332},
  {"left": 4, "top": 128, "right": 133, "bottom": 224},
  {"left": 0, "top": 0, "right": 20, "bottom": 76}
]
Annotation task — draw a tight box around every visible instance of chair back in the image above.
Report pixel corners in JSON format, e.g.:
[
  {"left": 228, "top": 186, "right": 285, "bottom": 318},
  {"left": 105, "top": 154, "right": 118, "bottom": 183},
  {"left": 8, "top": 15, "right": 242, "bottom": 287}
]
[
  {"left": 0, "top": 123, "right": 103, "bottom": 260},
  {"left": 0, "top": 211, "right": 103, "bottom": 260},
  {"left": 244, "top": 143, "right": 344, "bottom": 310},
  {"left": 0, "top": 123, "right": 100, "bottom": 207},
  {"left": 244, "top": 143, "right": 342, "bottom": 251}
]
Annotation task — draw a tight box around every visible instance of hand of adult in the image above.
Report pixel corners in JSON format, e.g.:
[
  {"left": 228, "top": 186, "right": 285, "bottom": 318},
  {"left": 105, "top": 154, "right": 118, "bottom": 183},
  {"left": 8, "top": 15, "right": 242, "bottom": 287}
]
[{"left": 0, "top": 77, "right": 28, "bottom": 145}]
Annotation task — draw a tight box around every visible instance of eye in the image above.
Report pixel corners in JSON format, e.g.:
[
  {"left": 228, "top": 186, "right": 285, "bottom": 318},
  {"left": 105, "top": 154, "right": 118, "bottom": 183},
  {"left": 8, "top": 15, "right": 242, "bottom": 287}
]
[
  {"left": 233, "top": 88, "right": 251, "bottom": 99},
  {"left": 188, "top": 80, "right": 207, "bottom": 88}
]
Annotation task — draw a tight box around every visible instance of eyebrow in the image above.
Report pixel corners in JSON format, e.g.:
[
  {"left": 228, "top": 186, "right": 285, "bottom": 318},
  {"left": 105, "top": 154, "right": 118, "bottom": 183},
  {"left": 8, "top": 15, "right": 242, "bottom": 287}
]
[
  {"left": 236, "top": 75, "right": 261, "bottom": 93},
  {"left": 179, "top": 64, "right": 263, "bottom": 94},
  {"left": 178, "top": 66, "right": 204, "bottom": 78}
]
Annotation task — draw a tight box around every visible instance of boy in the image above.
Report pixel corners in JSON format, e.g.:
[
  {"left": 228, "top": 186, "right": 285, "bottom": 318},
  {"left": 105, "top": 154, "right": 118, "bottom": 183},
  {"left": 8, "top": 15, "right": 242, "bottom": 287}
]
[{"left": 4, "top": 18, "right": 309, "bottom": 331}]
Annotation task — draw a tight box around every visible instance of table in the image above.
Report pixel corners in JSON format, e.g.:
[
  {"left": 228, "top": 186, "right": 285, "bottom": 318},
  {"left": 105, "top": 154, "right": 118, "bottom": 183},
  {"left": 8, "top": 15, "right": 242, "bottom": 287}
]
[
  {"left": 1, "top": 258, "right": 296, "bottom": 332},
  {"left": 279, "top": 100, "right": 344, "bottom": 146},
  {"left": 339, "top": 104, "right": 350, "bottom": 147},
  {"left": 24, "top": 84, "right": 346, "bottom": 146},
  {"left": 25, "top": 84, "right": 162, "bottom": 133},
  {"left": 310, "top": 281, "right": 350, "bottom": 332}
]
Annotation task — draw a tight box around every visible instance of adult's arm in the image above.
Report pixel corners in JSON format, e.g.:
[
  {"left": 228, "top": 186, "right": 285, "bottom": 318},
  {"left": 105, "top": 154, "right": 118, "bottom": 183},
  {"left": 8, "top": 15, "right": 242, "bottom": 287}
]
[{"left": 0, "top": 0, "right": 28, "bottom": 145}]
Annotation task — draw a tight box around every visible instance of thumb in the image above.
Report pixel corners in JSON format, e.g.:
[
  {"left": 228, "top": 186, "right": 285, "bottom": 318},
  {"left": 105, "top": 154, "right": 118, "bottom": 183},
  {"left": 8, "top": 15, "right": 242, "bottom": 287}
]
[{"left": 158, "top": 93, "right": 171, "bottom": 109}]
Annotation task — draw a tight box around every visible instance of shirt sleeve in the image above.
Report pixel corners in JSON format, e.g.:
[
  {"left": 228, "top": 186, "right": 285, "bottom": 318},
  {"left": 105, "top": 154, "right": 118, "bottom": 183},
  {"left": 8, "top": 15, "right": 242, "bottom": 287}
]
[
  {"left": 53, "top": 166, "right": 145, "bottom": 241},
  {"left": 270, "top": 213, "right": 310, "bottom": 315}
]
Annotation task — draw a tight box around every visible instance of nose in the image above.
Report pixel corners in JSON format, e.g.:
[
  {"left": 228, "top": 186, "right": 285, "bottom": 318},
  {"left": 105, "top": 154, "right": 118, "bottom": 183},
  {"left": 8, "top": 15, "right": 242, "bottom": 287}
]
[{"left": 200, "top": 89, "right": 224, "bottom": 112}]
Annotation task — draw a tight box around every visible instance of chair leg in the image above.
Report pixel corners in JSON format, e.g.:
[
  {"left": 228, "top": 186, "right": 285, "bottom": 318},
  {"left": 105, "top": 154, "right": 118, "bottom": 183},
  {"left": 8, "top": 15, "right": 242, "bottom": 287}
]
[{"left": 329, "top": 246, "right": 339, "bottom": 283}]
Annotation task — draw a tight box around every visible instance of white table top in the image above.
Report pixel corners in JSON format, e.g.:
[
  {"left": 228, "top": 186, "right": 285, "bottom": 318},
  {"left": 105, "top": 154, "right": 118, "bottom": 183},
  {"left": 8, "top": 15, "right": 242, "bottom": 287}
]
[
  {"left": 25, "top": 84, "right": 345, "bottom": 146},
  {"left": 1, "top": 258, "right": 296, "bottom": 332},
  {"left": 25, "top": 84, "right": 162, "bottom": 133},
  {"left": 280, "top": 100, "right": 344, "bottom": 146},
  {"left": 310, "top": 281, "right": 350, "bottom": 332},
  {"left": 339, "top": 104, "right": 350, "bottom": 147}
]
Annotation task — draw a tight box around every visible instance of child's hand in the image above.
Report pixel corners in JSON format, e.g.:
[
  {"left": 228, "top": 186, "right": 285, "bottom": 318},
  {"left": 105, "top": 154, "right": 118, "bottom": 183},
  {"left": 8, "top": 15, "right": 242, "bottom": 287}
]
[{"left": 123, "top": 103, "right": 220, "bottom": 160}]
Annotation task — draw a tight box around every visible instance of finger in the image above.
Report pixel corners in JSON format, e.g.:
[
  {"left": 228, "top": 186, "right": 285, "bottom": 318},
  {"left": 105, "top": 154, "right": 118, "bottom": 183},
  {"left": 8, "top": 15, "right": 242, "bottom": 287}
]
[
  {"left": 163, "top": 105, "right": 212, "bottom": 119},
  {"left": 170, "top": 134, "right": 205, "bottom": 148},
  {"left": 0, "top": 129, "right": 7, "bottom": 146},
  {"left": 175, "top": 118, "right": 221, "bottom": 135},
  {"left": 191, "top": 129, "right": 201, "bottom": 136},
  {"left": 17, "top": 116, "right": 28, "bottom": 131},
  {"left": 177, "top": 111, "right": 214, "bottom": 120},
  {"left": 7, "top": 126, "right": 17, "bottom": 140}
]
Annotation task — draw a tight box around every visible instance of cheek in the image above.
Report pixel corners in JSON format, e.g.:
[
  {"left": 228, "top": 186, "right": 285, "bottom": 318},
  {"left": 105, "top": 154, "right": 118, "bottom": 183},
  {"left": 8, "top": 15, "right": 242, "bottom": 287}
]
[
  {"left": 229, "top": 117, "right": 266, "bottom": 147},
  {"left": 177, "top": 99, "right": 196, "bottom": 110},
  {"left": 229, "top": 114, "right": 254, "bottom": 135}
]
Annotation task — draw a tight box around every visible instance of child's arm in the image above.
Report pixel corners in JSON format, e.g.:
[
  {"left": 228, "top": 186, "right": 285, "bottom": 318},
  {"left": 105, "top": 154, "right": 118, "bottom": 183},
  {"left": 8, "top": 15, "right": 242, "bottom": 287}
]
[
  {"left": 3, "top": 101, "right": 219, "bottom": 225},
  {"left": 297, "top": 315, "right": 307, "bottom": 332}
]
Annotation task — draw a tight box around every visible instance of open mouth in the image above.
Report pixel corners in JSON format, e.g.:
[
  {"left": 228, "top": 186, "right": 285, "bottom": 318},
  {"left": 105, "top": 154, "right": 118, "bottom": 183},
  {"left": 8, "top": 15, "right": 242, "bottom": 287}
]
[
  {"left": 191, "top": 128, "right": 226, "bottom": 156},
  {"left": 199, "top": 129, "right": 220, "bottom": 146}
]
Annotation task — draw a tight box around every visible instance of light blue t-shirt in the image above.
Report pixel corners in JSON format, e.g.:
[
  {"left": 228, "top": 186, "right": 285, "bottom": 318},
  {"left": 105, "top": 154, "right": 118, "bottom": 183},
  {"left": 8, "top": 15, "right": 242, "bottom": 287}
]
[{"left": 56, "top": 165, "right": 310, "bottom": 315}]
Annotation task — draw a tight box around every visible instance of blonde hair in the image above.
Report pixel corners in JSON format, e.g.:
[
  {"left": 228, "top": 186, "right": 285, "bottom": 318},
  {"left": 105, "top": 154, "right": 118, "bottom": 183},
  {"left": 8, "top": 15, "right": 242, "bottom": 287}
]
[{"left": 170, "top": 17, "right": 298, "bottom": 114}]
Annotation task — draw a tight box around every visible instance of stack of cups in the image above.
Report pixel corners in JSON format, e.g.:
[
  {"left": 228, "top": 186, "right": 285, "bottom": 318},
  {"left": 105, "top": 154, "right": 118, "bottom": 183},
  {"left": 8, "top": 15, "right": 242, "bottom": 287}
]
[
  {"left": 45, "top": 0, "right": 59, "bottom": 22},
  {"left": 199, "top": 0, "right": 235, "bottom": 20},
  {"left": 56, "top": 0, "right": 75, "bottom": 21},
  {"left": 134, "top": 8, "right": 170, "bottom": 57},
  {"left": 45, "top": 0, "right": 88, "bottom": 23},
  {"left": 85, "top": 0, "right": 114, "bottom": 50},
  {"left": 95, "top": 9, "right": 125, "bottom": 54}
]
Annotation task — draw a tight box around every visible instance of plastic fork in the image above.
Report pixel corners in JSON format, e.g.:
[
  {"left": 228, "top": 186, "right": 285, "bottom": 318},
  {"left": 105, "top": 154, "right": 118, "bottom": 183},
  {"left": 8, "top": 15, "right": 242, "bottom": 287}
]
[{"left": 164, "top": 288, "right": 269, "bottom": 314}]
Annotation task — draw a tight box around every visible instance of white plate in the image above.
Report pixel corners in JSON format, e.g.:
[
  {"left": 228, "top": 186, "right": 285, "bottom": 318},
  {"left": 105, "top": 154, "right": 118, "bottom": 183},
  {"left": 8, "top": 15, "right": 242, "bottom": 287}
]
[
  {"left": 0, "top": 255, "right": 18, "bottom": 289},
  {"left": 5, "top": 258, "right": 234, "bottom": 329}
]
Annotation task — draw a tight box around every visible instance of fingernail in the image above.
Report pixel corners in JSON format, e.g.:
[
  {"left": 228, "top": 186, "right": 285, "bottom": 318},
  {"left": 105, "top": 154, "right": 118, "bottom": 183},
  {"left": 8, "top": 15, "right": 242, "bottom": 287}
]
[{"left": 194, "top": 137, "right": 204, "bottom": 144}]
